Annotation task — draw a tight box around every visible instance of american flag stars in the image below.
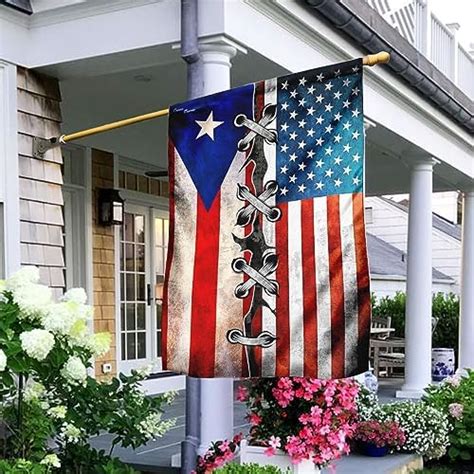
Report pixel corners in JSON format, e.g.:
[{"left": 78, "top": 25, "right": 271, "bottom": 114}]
[{"left": 276, "top": 62, "right": 364, "bottom": 202}]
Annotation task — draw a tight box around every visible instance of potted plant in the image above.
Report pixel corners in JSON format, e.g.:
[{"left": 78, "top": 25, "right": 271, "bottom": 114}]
[
  {"left": 353, "top": 420, "right": 406, "bottom": 457},
  {"left": 236, "top": 377, "right": 359, "bottom": 472}
]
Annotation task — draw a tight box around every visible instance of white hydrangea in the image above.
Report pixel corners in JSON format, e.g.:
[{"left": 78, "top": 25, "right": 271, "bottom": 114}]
[
  {"left": 43, "top": 302, "right": 77, "bottom": 335},
  {"left": 40, "top": 453, "right": 61, "bottom": 468},
  {"left": 20, "top": 329, "right": 55, "bottom": 361},
  {"left": 87, "top": 332, "right": 111, "bottom": 357},
  {"left": 0, "top": 279, "right": 5, "bottom": 294},
  {"left": 59, "top": 422, "right": 83, "bottom": 444},
  {"left": 47, "top": 405, "right": 67, "bottom": 420},
  {"left": 136, "top": 364, "right": 153, "bottom": 379},
  {"left": 162, "top": 390, "right": 178, "bottom": 405},
  {"left": 138, "top": 412, "right": 176, "bottom": 440},
  {"left": 12, "top": 284, "right": 52, "bottom": 320},
  {"left": 24, "top": 381, "right": 46, "bottom": 402},
  {"left": 0, "top": 349, "right": 6, "bottom": 371},
  {"left": 5, "top": 266, "right": 40, "bottom": 290},
  {"left": 61, "top": 356, "right": 87, "bottom": 385},
  {"left": 62, "top": 288, "right": 87, "bottom": 305}
]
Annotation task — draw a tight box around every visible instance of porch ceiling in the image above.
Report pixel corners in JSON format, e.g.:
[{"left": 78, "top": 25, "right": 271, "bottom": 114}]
[{"left": 39, "top": 47, "right": 471, "bottom": 196}]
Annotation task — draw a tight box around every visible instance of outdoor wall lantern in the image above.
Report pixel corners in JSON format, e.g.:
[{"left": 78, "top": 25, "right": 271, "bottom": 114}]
[{"left": 98, "top": 188, "right": 125, "bottom": 226}]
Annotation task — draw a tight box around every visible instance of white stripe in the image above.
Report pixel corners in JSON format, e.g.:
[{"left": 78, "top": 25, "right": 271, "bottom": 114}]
[
  {"left": 166, "top": 151, "right": 196, "bottom": 373},
  {"left": 215, "top": 151, "right": 247, "bottom": 377},
  {"left": 262, "top": 77, "right": 277, "bottom": 377},
  {"left": 340, "top": 194, "right": 359, "bottom": 375},
  {"left": 313, "top": 196, "right": 332, "bottom": 379},
  {"left": 288, "top": 200, "right": 304, "bottom": 376}
]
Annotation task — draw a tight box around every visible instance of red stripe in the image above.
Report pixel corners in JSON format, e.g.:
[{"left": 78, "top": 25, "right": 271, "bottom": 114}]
[
  {"left": 188, "top": 193, "right": 221, "bottom": 377},
  {"left": 161, "top": 140, "right": 175, "bottom": 370},
  {"left": 327, "top": 195, "right": 345, "bottom": 378},
  {"left": 301, "top": 199, "right": 317, "bottom": 377},
  {"left": 276, "top": 201, "right": 290, "bottom": 376},
  {"left": 353, "top": 193, "right": 371, "bottom": 373}
]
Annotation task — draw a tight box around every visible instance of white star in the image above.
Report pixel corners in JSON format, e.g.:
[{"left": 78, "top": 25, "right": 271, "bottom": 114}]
[
  {"left": 353, "top": 176, "right": 361, "bottom": 185},
  {"left": 316, "top": 159, "right": 324, "bottom": 168},
  {"left": 352, "top": 108, "right": 361, "bottom": 118},
  {"left": 307, "top": 106, "right": 315, "bottom": 116},
  {"left": 325, "top": 81, "right": 334, "bottom": 91},
  {"left": 281, "top": 144, "right": 289, "bottom": 153},
  {"left": 334, "top": 69, "right": 341, "bottom": 77},
  {"left": 299, "top": 77, "right": 307, "bottom": 86},
  {"left": 299, "top": 97, "right": 307, "bottom": 107},
  {"left": 290, "top": 110, "right": 298, "bottom": 120},
  {"left": 307, "top": 149, "right": 315, "bottom": 159},
  {"left": 334, "top": 156, "right": 343, "bottom": 165},
  {"left": 352, "top": 65, "right": 360, "bottom": 73},
  {"left": 307, "top": 85, "right": 316, "bottom": 94},
  {"left": 315, "top": 181, "right": 325, "bottom": 190},
  {"left": 281, "top": 80, "right": 289, "bottom": 90},
  {"left": 298, "top": 162, "right": 307, "bottom": 171},
  {"left": 316, "top": 73, "right": 325, "bottom": 82},
  {"left": 298, "top": 183, "right": 307, "bottom": 193},
  {"left": 316, "top": 137, "right": 325, "bottom": 146},
  {"left": 343, "top": 143, "right": 352, "bottom": 153},
  {"left": 325, "top": 103, "right": 334, "bottom": 113},
  {"left": 280, "top": 186, "right": 288, "bottom": 196},
  {"left": 280, "top": 165, "right": 288, "bottom": 174},
  {"left": 290, "top": 89, "right": 298, "bottom": 98},
  {"left": 352, "top": 130, "right": 360, "bottom": 140},
  {"left": 325, "top": 168, "right": 334, "bottom": 177},
  {"left": 333, "top": 91, "right": 342, "bottom": 100},
  {"left": 334, "top": 134, "right": 342, "bottom": 143},
  {"left": 281, "top": 122, "right": 289, "bottom": 132},
  {"left": 315, "top": 94, "right": 324, "bottom": 104},
  {"left": 325, "top": 124, "right": 334, "bottom": 134},
  {"left": 343, "top": 78, "right": 351, "bottom": 87},
  {"left": 281, "top": 102, "right": 289, "bottom": 111},
  {"left": 307, "top": 128, "right": 315, "bottom": 137},
  {"left": 307, "top": 171, "right": 315, "bottom": 180},
  {"left": 298, "top": 119, "right": 307, "bottom": 128},
  {"left": 343, "top": 166, "right": 352, "bottom": 175},
  {"left": 289, "top": 153, "right": 298, "bottom": 162},
  {"left": 351, "top": 87, "right": 360, "bottom": 96},
  {"left": 334, "top": 178, "right": 342, "bottom": 187},
  {"left": 289, "top": 174, "right": 297, "bottom": 183},
  {"left": 343, "top": 121, "right": 351, "bottom": 130},
  {"left": 195, "top": 111, "right": 224, "bottom": 140},
  {"left": 325, "top": 146, "right": 333, "bottom": 156},
  {"left": 298, "top": 140, "right": 306, "bottom": 149},
  {"left": 334, "top": 112, "right": 342, "bottom": 121},
  {"left": 343, "top": 99, "right": 351, "bottom": 109},
  {"left": 353, "top": 153, "right": 361, "bottom": 162},
  {"left": 315, "top": 115, "right": 324, "bottom": 125},
  {"left": 289, "top": 131, "right": 298, "bottom": 140}
]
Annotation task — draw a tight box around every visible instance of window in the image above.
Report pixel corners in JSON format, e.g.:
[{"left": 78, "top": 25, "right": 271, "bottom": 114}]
[{"left": 365, "top": 206, "right": 374, "bottom": 224}]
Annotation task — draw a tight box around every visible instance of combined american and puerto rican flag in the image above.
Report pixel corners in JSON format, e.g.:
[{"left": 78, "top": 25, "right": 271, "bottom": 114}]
[{"left": 163, "top": 59, "right": 371, "bottom": 379}]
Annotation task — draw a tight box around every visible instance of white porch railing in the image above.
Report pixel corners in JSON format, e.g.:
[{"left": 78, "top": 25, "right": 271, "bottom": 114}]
[{"left": 365, "top": 0, "right": 474, "bottom": 99}]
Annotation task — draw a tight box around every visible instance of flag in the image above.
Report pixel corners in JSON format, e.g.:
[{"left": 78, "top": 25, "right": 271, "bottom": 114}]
[{"left": 163, "top": 59, "right": 371, "bottom": 379}]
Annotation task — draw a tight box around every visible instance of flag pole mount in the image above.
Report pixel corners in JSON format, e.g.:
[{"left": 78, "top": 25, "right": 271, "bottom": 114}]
[{"left": 32, "top": 51, "right": 390, "bottom": 158}]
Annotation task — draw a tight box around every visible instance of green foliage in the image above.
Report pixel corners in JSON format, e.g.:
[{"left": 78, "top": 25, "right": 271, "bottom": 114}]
[
  {"left": 0, "top": 459, "right": 48, "bottom": 474},
  {"left": 371, "top": 292, "right": 459, "bottom": 354},
  {"left": 424, "top": 370, "right": 474, "bottom": 463},
  {"left": 215, "top": 463, "right": 286, "bottom": 473}
]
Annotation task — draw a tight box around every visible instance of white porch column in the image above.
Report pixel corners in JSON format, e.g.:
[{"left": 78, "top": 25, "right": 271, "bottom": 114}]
[
  {"left": 197, "top": 36, "right": 246, "bottom": 453},
  {"left": 397, "top": 158, "right": 434, "bottom": 399},
  {"left": 459, "top": 191, "right": 474, "bottom": 370}
]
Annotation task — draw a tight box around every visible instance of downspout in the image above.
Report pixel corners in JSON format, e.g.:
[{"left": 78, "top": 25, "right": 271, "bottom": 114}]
[{"left": 180, "top": 1, "right": 202, "bottom": 472}]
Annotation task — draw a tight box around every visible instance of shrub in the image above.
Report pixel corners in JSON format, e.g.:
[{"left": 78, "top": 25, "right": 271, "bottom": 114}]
[
  {"left": 354, "top": 420, "right": 406, "bottom": 449},
  {"left": 424, "top": 370, "right": 474, "bottom": 463},
  {"left": 215, "top": 464, "right": 285, "bottom": 473}
]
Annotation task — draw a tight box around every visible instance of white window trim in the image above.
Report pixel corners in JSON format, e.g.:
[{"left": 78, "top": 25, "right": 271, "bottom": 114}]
[{"left": 0, "top": 61, "right": 20, "bottom": 275}]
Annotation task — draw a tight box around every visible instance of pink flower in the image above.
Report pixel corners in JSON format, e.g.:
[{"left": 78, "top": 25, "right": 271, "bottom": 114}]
[
  {"left": 449, "top": 403, "right": 464, "bottom": 419},
  {"left": 264, "top": 447, "right": 276, "bottom": 457},
  {"left": 268, "top": 435, "right": 281, "bottom": 450},
  {"left": 249, "top": 412, "right": 262, "bottom": 426},
  {"left": 236, "top": 386, "right": 249, "bottom": 402},
  {"left": 445, "top": 374, "right": 461, "bottom": 387}
]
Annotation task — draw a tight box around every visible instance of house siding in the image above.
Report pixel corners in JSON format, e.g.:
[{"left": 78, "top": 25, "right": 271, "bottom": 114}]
[{"left": 17, "top": 68, "right": 65, "bottom": 297}]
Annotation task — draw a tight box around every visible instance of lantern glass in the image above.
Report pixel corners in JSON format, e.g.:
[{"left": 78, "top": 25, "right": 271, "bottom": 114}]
[{"left": 99, "top": 189, "right": 124, "bottom": 226}]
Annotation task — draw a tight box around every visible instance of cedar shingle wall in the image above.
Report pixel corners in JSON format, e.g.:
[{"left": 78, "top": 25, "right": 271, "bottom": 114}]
[
  {"left": 17, "top": 68, "right": 65, "bottom": 296},
  {"left": 91, "top": 149, "right": 116, "bottom": 377}
]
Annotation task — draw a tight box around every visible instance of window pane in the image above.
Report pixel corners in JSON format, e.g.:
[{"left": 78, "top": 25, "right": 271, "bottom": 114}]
[
  {"left": 164, "top": 219, "right": 169, "bottom": 247},
  {"left": 126, "top": 304, "right": 136, "bottom": 330},
  {"left": 137, "top": 303, "right": 146, "bottom": 330},
  {"left": 155, "top": 247, "right": 164, "bottom": 275},
  {"left": 136, "top": 274, "right": 145, "bottom": 301},
  {"left": 125, "top": 244, "right": 134, "bottom": 271},
  {"left": 156, "top": 330, "right": 162, "bottom": 357},
  {"left": 121, "top": 333, "right": 126, "bottom": 360},
  {"left": 121, "top": 304, "right": 126, "bottom": 330},
  {"left": 120, "top": 274, "right": 125, "bottom": 302},
  {"left": 135, "top": 215, "right": 145, "bottom": 243},
  {"left": 126, "top": 274, "right": 135, "bottom": 301},
  {"left": 137, "top": 332, "right": 146, "bottom": 359},
  {"left": 124, "top": 213, "right": 134, "bottom": 241},
  {"left": 156, "top": 304, "right": 162, "bottom": 330},
  {"left": 155, "top": 218, "right": 163, "bottom": 245},
  {"left": 127, "top": 333, "right": 136, "bottom": 359},
  {"left": 136, "top": 244, "right": 145, "bottom": 272}
]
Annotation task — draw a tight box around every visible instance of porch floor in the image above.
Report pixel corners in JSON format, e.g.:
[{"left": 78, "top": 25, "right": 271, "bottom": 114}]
[{"left": 89, "top": 378, "right": 419, "bottom": 473}]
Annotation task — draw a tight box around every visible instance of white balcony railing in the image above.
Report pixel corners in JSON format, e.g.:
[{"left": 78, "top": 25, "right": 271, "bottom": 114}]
[{"left": 366, "top": 0, "right": 474, "bottom": 99}]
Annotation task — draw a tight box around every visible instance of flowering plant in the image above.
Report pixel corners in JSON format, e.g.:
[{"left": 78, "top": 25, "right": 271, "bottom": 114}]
[
  {"left": 0, "top": 268, "right": 175, "bottom": 472},
  {"left": 353, "top": 420, "right": 406, "bottom": 449},
  {"left": 195, "top": 434, "right": 243, "bottom": 473},
  {"left": 239, "top": 377, "right": 359, "bottom": 466},
  {"left": 424, "top": 370, "right": 474, "bottom": 462}
]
